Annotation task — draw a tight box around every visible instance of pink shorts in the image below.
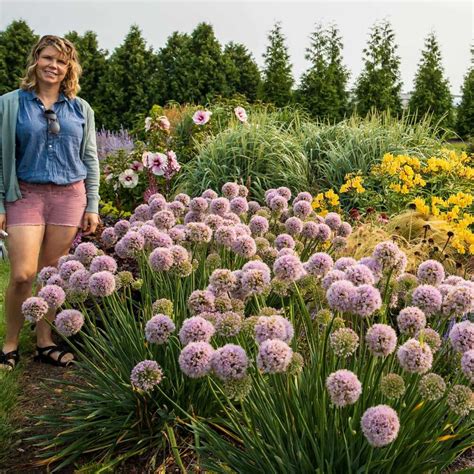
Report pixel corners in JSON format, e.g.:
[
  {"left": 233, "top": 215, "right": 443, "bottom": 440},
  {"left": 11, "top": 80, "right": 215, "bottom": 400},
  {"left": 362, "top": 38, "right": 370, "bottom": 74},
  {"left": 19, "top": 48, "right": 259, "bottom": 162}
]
[{"left": 6, "top": 180, "right": 87, "bottom": 227}]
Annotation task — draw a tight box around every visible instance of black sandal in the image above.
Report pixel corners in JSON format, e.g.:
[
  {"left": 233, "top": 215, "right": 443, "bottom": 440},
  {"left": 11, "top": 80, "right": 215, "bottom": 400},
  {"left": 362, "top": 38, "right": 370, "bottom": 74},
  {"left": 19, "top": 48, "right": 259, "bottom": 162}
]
[
  {"left": 34, "top": 345, "right": 74, "bottom": 367},
  {"left": 0, "top": 349, "right": 20, "bottom": 371}
]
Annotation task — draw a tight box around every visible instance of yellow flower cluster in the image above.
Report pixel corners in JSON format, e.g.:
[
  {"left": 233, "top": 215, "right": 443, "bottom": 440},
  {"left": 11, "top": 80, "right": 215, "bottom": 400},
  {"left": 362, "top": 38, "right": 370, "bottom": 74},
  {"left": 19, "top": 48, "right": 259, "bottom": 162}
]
[
  {"left": 312, "top": 189, "right": 340, "bottom": 216},
  {"left": 372, "top": 153, "right": 426, "bottom": 194},
  {"left": 423, "top": 149, "right": 474, "bottom": 179},
  {"left": 340, "top": 174, "right": 366, "bottom": 194}
]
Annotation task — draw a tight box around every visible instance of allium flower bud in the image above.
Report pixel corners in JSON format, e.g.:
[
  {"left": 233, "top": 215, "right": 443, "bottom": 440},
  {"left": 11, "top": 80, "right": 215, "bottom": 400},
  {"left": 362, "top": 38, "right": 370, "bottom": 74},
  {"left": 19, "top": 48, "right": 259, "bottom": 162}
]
[
  {"left": 380, "top": 373, "right": 405, "bottom": 399},
  {"left": 330, "top": 328, "right": 359, "bottom": 357},
  {"left": 446, "top": 385, "right": 473, "bottom": 416},
  {"left": 419, "top": 373, "right": 446, "bottom": 401}
]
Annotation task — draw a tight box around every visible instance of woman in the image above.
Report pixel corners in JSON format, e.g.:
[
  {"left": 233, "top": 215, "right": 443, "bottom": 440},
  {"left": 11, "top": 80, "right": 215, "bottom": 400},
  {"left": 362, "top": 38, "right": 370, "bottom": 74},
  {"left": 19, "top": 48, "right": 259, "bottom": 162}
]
[{"left": 0, "top": 35, "right": 100, "bottom": 370}]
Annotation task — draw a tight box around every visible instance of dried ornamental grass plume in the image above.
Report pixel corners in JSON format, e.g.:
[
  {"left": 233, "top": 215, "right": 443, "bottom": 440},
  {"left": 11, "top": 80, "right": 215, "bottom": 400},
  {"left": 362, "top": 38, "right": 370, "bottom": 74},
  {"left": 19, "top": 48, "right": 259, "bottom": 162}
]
[
  {"left": 38, "top": 266, "right": 58, "bottom": 284},
  {"left": 449, "top": 321, "right": 474, "bottom": 353},
  {"left": 257, "top": 339, "right": 293, "bottom": 373},
  {"left": 114, "top": 219, "right": 131, "bottom": 238},
  {"left": 101, "top": 227, "right": 117, "bottom": 249},
  {"left": 304, "top": 252, "right": 334, "bottom": 277},
  {"left": 222, "top": 182, "right": 239, "bottom": 199},
  {"left": 345, "top": 264, "right": 375, "bottom": 286},
  {"left": 249, "top": 216, "right": 269, "bottom": 236},
  {"left": 255, "top": 315, "right": 294, "bottom": 344},
  {"left": 326, "top": 280, "right": 356, "bottom": 313},
  {"left": 397, "top": 306, "right": 427, "bottom": 336},
  {"left": 293, "top": 200, "right": 312, "bottom": 219},
  {"left": 285, "top": 216, "right": 303, "bottom": 235},
  {"left": 324, "top": 212, "right": 342, "bottom": 231},
  {"left": 334, "top": 257, "right": 357, "bottom": 272},
  {"left": 186, "top": 222, "right": 213, "bottom": 243},
  {"left": 230, "top": 197, "right": 249, "bottom": 215},
  {"left": 59, "top": 260, "right": 85, "bottom": 281},
  {"left": 179, "top": 316, "right": 215, "bottom": 345},
  {"left": 446, "top": 385, "right": 474, "bottom": 416},
  {"left": 232, "top": 235, "right": 257, "bottom": 258},
  {"left": 361, "top": 405, "right": 400, "bottom": 447},
  {"left": 149, "top": 248, "right": 174, "bottom": 272},
  {"left": 188, "top": 290, "right": 215, "bottom": 314},
  {"left": 419, "top": 373, "right": 446, "bottom": 401},
  {"left": 372, "top": 241, "right": 401, "bottom": 268},
  {"left": 153, "top": 210, "right": 176, "bottom": 230},
  {"left": 417, "top": 259, "right": 445, "bottom": 286},
  {"left": 211, "top": 344, "right": 248, "bottom": 381},
  {"left": 338, "top": 222, "right": 352, "bottom": 238},
  {"left": 411, "top": 285, "right": 442, "bottom": 316},
  {"left": 38, "top": 284, "right": 65, "bottom": 309},
  {"left": 322, "top": 270, "right": 346, "bottom": 290},
  {"left": 419, "top": 327, "right": 442, "bottom": 353},
  {"left": 189, "top": 197, "right": 208, "bottom": 213},
  {"left": 442, "top": 285, "right": 474, "bottom": 317},
  {"left": 89, "top": 271, "right": 116, "bottom": 297},
  {"left": 366, "top": 324, "right": 397, "bottom": 357},
  {"left": 22, "top": 297, "right": 49, "bottom": 323},
  {"left": 215, "top": 311, "right": 242, "bottom": 337},
  {"left": 331, "top": 236, "right": 348, "bottom": 251},
  {"left": 380, "top": 373, "right": 405, "bottom": 399},
  {"left": 90, "top": 255, "right": 118, "bottom": 274},
  {"left": 273, "top": 254, "right": 305, "bottom": 282},
  {"left": 210, "top": 197, "right": 231, "bottom": 216},
  {"left": 55, "top": 309, "right": 84, "bottom": 336},
  {"left": 152, "top": 298, "right": 174, "bottom": 316},
  {"left": 179, "top": 341, "right": 214, "bottom": 378},
  {"left": 397, "top": 339, "right": 433, "bottom": 374},
  {"left": 145, "top": 314, "right": 176, "bottom": 345},
  {"left": 326, "top": 370, "right": 362, "bottom": 407},
  {"left": 330, "top": 328, "right": 359, "bottom": 357},
  {"left": 131, "top": 360, "right": 163, "bottom": 392},
  {"left": 461, "top": 350, "right": 474, "bottom": 383}
]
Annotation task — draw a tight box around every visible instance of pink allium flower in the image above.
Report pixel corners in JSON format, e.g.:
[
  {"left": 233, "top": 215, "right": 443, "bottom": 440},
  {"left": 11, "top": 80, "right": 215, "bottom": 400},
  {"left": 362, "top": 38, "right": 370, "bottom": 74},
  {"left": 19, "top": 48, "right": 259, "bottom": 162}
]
[
  {"left": 257, "top": 339, "right": 293, "bottom": 373},
  {"left": 149, "top": 196, "right": 167, "bottom": 214},
  {"left": 168, "top": 226, "right": 186, "bottom": 244},
  {"left": 131, "top": 360, "right": 163, "bottom": 391},
  {"left": 230, "top": 197, "right": 249, "bottom": 215},
  {"left": 293, "top": 191, "right": 312, "bottom": 203},
  {"left": 461, "top": 350, "right": 474, "bottom": 383},
  {"left": 338, "top": 222, "right": 352, "bottom": 237},
  {"left": 269, "top": 195, "right": 288, "bottom": 213},
  {"left": 212, "top": 344, "right": 248, "bottom": 381},
  {"left": 443, "top": 275, "right": 465, "bottom": 286},
  {"left": 411, "top": 284, "right": 442, "bottom": 316},
  {"left": 184, "top": 211, "right": 204, "bottom": 224},
  {"left": 209, "top": 269, "right": 237, "bottom": 294},
  {"left": 55, "top": 309, "right": 84, "bottom": 336},
  {"left": 331, "top": 236, "right": 347, "bottom": 251},
  {"left": 68, "top": 269, "right": 91, "bottom": 294},
  {"left": 90, "top": 255, "right": 118, "bottom": 274},
  {"left": 397, "top": 306, "right": 426, "bottom": 336},
  {"left": 365, "top": 324, "right": 397, "bottom": 357},
  {"left": 143, "top": 151, "right": 168, "bottom": 176},
  {"left": 419, "top": 327, "right": 442, "bottom": 353},
  {"left": 293, "top": 200, "right": 312, "bottom": 219},
  {"left": 170, "top": 245, "right": 189, "bottom": 265},
  {"left": 221, "top": 182, "right": 239, "bottom": 199},
  {"left": 192, "top": 110, "right": 212, "bottom": 125},
  {"left": 249, "top": 216, "right": 269, "bottom": 236},
  {"left": 145, "top": 314, "right": 176, "bottom": 345},
  {"left": 442, "top": 285, "right": 474, "bottom": 317},
  {"left": 186, "top": 222, "right": 213, "bottom": 243},
  {"left": 351, "top": 285, "right": 382, "bottom": 317},
  {"left": 133, "top": 204, "right": 152, "bottom": 222},
  {"left": 190, "top": 197, "right": 208, "bottom": 213},
  {"left": 397, "top": 338, "right": 433, "bottom": 374},
  {"left": 359, "top": 257, "right": 383, "bottom": 282},
  {"left": 89, "top": 271, "right": 116, "bottom": 297},
  {"left": 59, "top": 260, "right": 85, "bottom": 281},
  {"left": 238, "top": 184, "right": 249, "bottom": 197},
  {"left": 248, "top": 201, "right": 261, "bottom": 214},
  {"left": 446, "top": 385, "right": 473, "bottom": 416},
  {"left": 73, "top": 242, "right": 98, "bottom": 265},
  {"left": 417, "top": 259, "right": 445, "bottom": 286},
  {"left": 204, "top": 214, "right": 223, "bottom": 231},
  {"left": 99, "top": 228, "right": 116, "bottom": 250},
  {"left": 324, "top": 212, "right": 342, "bottom": 231},
  {"left": 22, "top": 296, "right": 49, "bottom": 323},
  {"left": 334, "top": 257, "right": 357, "bottom": 272},
  {"left": 305, "top": 252, "right": 334, "bottom": 277},
  {"left": 273, "top": 254, "right": 305, "bottom": 282},
  {"left": 47, "top": 274, "right": 67, "bottom": 289},
  {"left": 149, "top": 247, "right": 174, "bottom": 272},
  {"left": 210, "top": 197, "right": 231, "bottom": 216},
  {"left": 38, "top": 284, "right": 65, "bottom": 309},
  {"left": 188, "top": 290, "right": 215, "bottom": 314},
  {"left": 37, "top": 266, "right": 58, "bottom": 284},
  {"left": 255, "top": 315, "right": 294, "bottom": 344},
  {"left": 241, "top": 262, "right": 271, "bottom": 295},
  {"left": 326, "top": 369, "right": 362, "bottom": 407},
  {"left": 116, "top": 231, "right": 145, "bottom": 259},
  {"left": 215, "top": 226, "right": 237, "bottom": 247},
  {"left": 153, "top": 210, "right": 176, "bottom": 230},
  {"left": 139, "top": 225, "right": 170, "bottom": 250},
  {"left": 274, "top": 233, "right": 295, "bottom": 251},
  {"left": 300, "top": 221, "right": 317, "bottom": 239},
  {"left": 179, "top": 341, "right": 214, "bottom": 378},
  {"left": 224, "top": 213, "right": 242, "bottom": 226},
  {"left": 215, "top": 311, "right": 242, "bottom": 337},
  {"left": 327, "top": 280, "right": 356, "bottom": 313},
  {"left": 361, "top": 405, "right": 400, "bottom": 447},
  {"left": 167, "top": 200, "right": 186, "bottom": 218},
  {"left": 174, "top": 192, "right": 190, "bottom": 206},
  {"left": 114, "top": 220, "right": 131, "bottom": 238},
  {"left": 58, "top": 254, "right": 75, "bottom": 267},
  {"left": 322, "top": 269, "right": 346, "bottom": 290},
  {"left": 179, "top": 316, "right": 215, "bottom": 345},
  {"left": 449, "top": 321, "right": 474, "bottom": 353},
  {"left": 232, "top": 235, "right": 257, "bottom": 258},
  {"left": 200, "top": 189, "right": 217, "bottom": 201},
  {"left": 344, "top": 264, "right": 375, "bottom": 286},
  {"left": 372, "top": 241, "right": 402, "bottom": 268},
  {"left": 313, "top": 223, "right": 332, "bottom": 242},
  {"left": 284, "top": 216, "right": 303, "bottom": 235},
  {"left": 234, "top": 106, "right": 248, "bottom": 123},
  {"left": 276, "top": 187, "right": 291, "bottom": 200}
]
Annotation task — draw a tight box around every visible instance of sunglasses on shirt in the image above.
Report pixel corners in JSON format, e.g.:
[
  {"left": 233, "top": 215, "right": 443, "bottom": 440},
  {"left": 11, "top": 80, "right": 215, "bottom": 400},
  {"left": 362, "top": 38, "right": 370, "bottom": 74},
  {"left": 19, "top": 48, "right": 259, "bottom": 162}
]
[{"left": 44, "top": 109, "right": 60, "bottom": 134}]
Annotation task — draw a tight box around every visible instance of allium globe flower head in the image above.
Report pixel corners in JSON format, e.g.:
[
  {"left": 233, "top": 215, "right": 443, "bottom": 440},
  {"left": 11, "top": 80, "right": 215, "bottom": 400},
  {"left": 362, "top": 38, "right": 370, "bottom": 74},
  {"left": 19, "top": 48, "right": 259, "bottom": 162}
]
[
  {"left": 179, "top": 341, "right": 214, "bottom": 378},
  {"left": 152, "top": 298, "right": 174, "bottom": 317},
  {"left": 38, "top": 284, "right": 65, "bottom": 309},
  {"left": 204, "top": 214, "right": 223, "bottom": 231},
  {"left": 209, "top": 269, "right": 237, "bottom": 294},
  {"left": 223, "top": 213, "right": 241, "bottom": 225},
  {"left": 59, "top": 259, "right": 84, "bottom": 281},
  {"left": 275, "top": 233, "right": 295, "bottom": 251},
  {"left": 232, "top": 235, "right": 257, "bottom": 258},
  {"left": 397, "top": 339, "right": 433, "bottom": 374},
  {"left": 73, "top": 242, "right": 98, "bottom": 265},
  {"left": 37, "top": 266, "right": 58, "bottom": 285},
  {"left": 145, "top": 314, "right": 176, "bottom": 345},
  {"left": 101, "top": 227, "right": 117, "bottom": 249},
  {"left": 211, "top": 344, "right": 249, "bottom": 381},
  {"left": 173, "top": 192, "right": 190, "bottom": 206},
  {"left": 380, "top": 373, "right": 405, "bottom": 399},
  {"left": 334, "top": 257, "right": 357, "bottom": 272},
  {"left": 179, "top": 316, "right": 215, "bottom": 345},
  {"left": 273, "top": 254, "right": 305, "bottom": 282},
  {"left": 149, "top": 196, "right": 167, "bottom": 214},
  {"left": 215, "top": 311, "right": 243, "bottom": 337},
  {"left": 170, "top": 245, "right": 189, "bottom": 265},
  {"left": 233, "top": 223, "right": 251, "bottom": 238},
  {"left": 276, "top": 186, "right": 291, "bottom": 200},
  {"left": 255, "top": 315, "right": 294, "bottom": 344},
  {"left": 449, "top": 321, "right": 474, "bottom": 353},
  {"left": 446, "top": 385, "right": 473, "bottom": 417},
  {"left": 304, "top": 252, "right": 334, "bottom": 277},
  {"left": 90, "top": 255, "right": 118, "bottom": 274},
  {"left": 372, "top": 240, "right": 402, "bottom": 268},
  {"left": 241, "top": 264, "right": 271, "bottom": 296},
  {"left": 461, "top": 350, "right": 474, "bottom": 383},
  {"left": 186, "top": 222, "right": 213, "bottom": 243},
  {"left": 188, "top": 290, "right": 215, "bottom": 314},
  {"left": 293, "top": 200, "right": 312, "bottom": 219},
  {"left": 238, "top": 184, "right": 249, "bottom": 197},
  {"left": 133, "top": 203, "right": 152, "bottom": 222},
  {"left": 345, "top": 264, "right": 375, "bottom": 286},
  {"left": 47, "top": 274, "right": 67, "bottom": 289},
  {"left": 365, "top": 324, "right": 397, "bottom": 357},
  {"left": 131, "top": 360, "right": 163, "bottom": 392},
  {"left": 214, "top": 226, "right": 236, "bottom": 247},
  {"left": 331, "top": 236, "right": 348, "bottom": 251},
  {"left": 361, "top": 405, "right": 400, "bottom": 447},
  {"left": 419, "top": 373, "right": 446, "bottom": 401},
  {"left": 417, "top": 259, "right": 445, "bottom": 286},
  {"left": 210, "top": 197, "right": 230, "bottom": 216},
  {"left": 114, "top": 219, "right": 131, "bottom": 239},
  {"left": 330, "top": 328, "right": 359, "bottom": 357},
  {"left": 351, "top": 285, "right": 382, "bottom": 317},
  {"left": 116, "top": 231, "right": 145, "bottom": 258},
  {"left": 411, "top": 284, "right": 442, "bottom": 316},
  {"left": 326, "top": 280, "right": 356, "bottom": 313},
  {"left": 22, "top": 297, "right": 49, "bottom": 323},
  {"left": 55, "top": 309, "right": 84, "bottom": 336},
  {"left": 89, "top": 271, "right": 116, "bottom": 297},
  {"left": 138, "top": 225, "right": 169, "bottom": 250},
  {"left": 293, "top": 191, "right": 312, "bottom": 204},
  {"left": 168, "top": 226, "right": 186, "bottom": 244},
  {"left": 269, "top": 195, "right": 288, "bottom": 213},
  {"left": 285, "top": 216, "right": 303, "bottom": 236},
  {"left": 419, "top": 327, "right": 442, "bottom": 353},
  {"left": 184, "top": 211, "right": 204, "bottom": 224},
  {"left": 338, "top": 222, "right": 353, "bottom": 238},
  {"left": 149, "top": 247, "right": 174, "bottom": 272},
  {"left": 314, "top": 223, "right": 332, "bottom": 242},
  {"left": 230, "top": 197, "right": 249, "bottom": 215},
  {"left": 153, "top": 210, "right": 176, "bottom": 230},
  {"left": 397, "top": 306, "right": 426, "bottom": 336},
  {"left": 326, "top": 370, "right": 362, "bottom": 407},
  {"left": 322, "top": 269, "right": 346, "bottom": 290},
  {"left": 442, "top": 285, "right": 474, "bottom": 317},
  {"left": 257, "top": 339, "right": 293, "bottom": 373},
  {"left": 189, "top": 196, "right": 208, "bottom": 213},
  {"left": 248, "top": 200, "right": 261, "bottom": 214},
  {"left": 167, "top": 200, "right": 186, "bottom": 218},
  {"left": 359, "top": 257, "right": 383, "bottom": 283},
  {"left": 300, "top": 221, "right": 318, "bottom": 239},
  {"left": 249, "top": 216, "right": 269, "bottom": 236},
  {"left": 324, "top": 212, "right": 342, "bottom": 231},
  {"left": 222, "top": 182, "right": 240, "bottom": 199},
  {"left": 443, "top": 275, "right": 465, "bottom": 286}
]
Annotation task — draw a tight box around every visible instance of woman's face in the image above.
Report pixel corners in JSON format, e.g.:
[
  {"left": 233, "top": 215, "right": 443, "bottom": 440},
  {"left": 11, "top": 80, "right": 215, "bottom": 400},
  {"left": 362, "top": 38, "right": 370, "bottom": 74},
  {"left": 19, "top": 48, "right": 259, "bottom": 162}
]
[{"left": 35, "top": 45, "right": 68, "bottom": 89}]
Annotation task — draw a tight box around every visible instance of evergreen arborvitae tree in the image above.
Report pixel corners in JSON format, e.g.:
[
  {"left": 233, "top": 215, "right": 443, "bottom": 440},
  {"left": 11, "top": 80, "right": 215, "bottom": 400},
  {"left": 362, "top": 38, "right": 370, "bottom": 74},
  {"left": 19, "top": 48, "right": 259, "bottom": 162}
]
[
  {"left": 260, "top": 22, "right": 294, "bottom": 107},
  {"left": 223, "top": 42, "right": 261, "bottom": 102},
  {"left": 297, "top": 24, "right": 349, "bottom": 121},
  {"left": 353, "top": 20, "right": 402, "bottom": 116},
  {"left": 456, "top": 48, "right": 474, "bottom": 138},
  {"left": 101, "top": 25, "right": 160, "bottom": 130},
  {"left": 0, "top": 20, "right": 38, "bottom": 94},
  {"left": 409, "top": 32, "right": 452, "bottom": 127},
  {"left": 64, "top": 31, "right": 108, "bottom": 127}
]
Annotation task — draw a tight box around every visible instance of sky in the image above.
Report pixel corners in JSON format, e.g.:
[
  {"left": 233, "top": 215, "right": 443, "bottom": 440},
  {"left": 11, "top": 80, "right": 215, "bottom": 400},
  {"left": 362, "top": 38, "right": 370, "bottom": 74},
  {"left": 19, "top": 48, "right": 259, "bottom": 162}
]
[{"left": 0, "top": 0, "right": 472, "bottom": 95}]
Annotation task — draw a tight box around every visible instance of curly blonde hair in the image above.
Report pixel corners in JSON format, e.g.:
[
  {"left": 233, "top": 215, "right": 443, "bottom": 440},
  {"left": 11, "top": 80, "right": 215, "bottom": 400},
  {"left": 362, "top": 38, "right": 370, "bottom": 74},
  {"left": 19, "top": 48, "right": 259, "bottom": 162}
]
[{"left": 20, "top": 35, "right": 82, "bottom": 98}]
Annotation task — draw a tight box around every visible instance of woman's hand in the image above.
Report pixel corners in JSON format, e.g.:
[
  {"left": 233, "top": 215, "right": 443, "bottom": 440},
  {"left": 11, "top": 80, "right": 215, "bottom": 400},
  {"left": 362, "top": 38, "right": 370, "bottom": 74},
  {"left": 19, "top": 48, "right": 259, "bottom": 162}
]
[
  {"left": 0, "top": 214, "right": 6, "bottom": 231},
  {"left": 82, "top": 212, "right": 100, "bottom": 236}
]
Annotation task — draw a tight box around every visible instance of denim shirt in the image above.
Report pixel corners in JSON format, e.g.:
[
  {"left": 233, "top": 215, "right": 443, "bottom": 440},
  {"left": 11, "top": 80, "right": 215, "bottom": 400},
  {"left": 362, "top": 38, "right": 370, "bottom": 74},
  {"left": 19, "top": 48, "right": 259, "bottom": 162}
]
[{"left": 16, "top": 89, "right": 87, "bottom": 184}]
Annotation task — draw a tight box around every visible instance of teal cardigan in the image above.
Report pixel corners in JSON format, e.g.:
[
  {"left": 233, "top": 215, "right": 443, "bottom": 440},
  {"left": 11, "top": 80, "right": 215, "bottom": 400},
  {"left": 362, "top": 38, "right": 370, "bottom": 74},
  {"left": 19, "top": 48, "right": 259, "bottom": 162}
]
[{"left": 0, "top": 89, "right": 100, "bottom": 214}]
